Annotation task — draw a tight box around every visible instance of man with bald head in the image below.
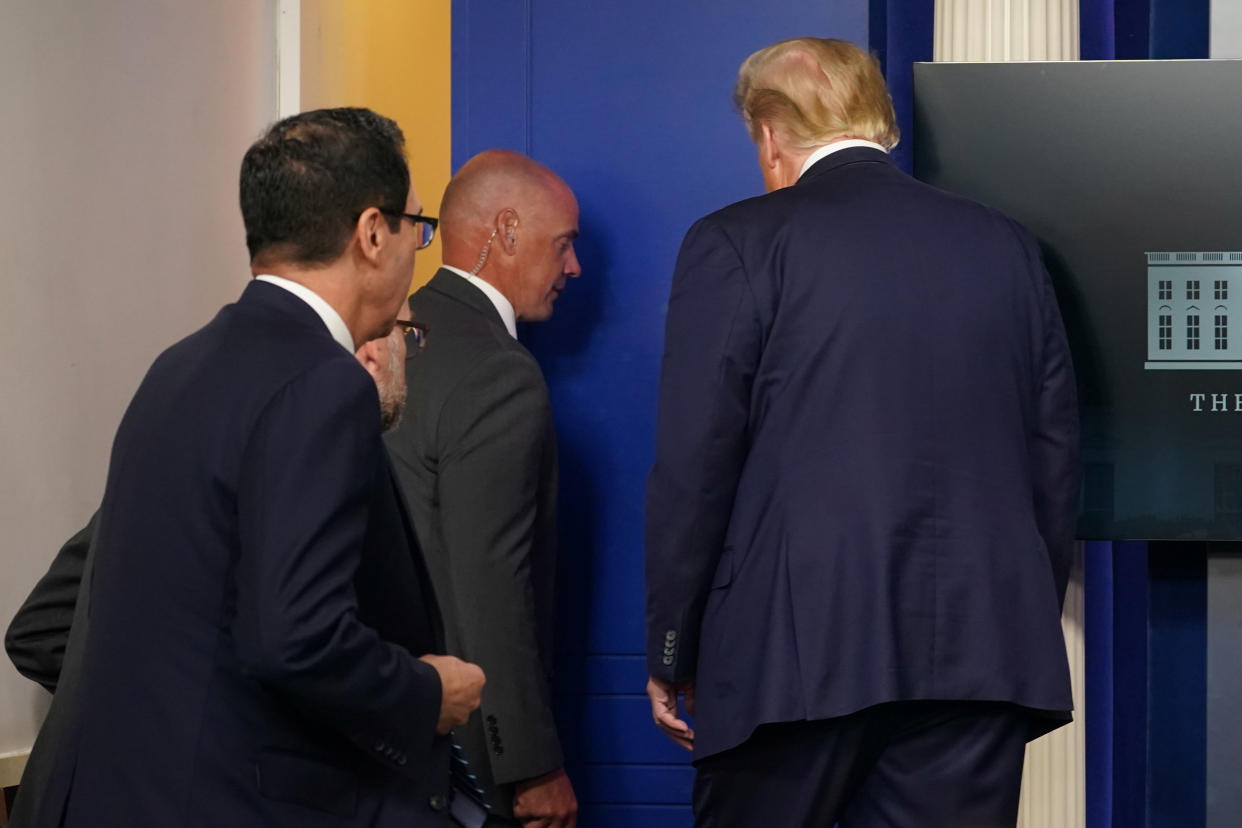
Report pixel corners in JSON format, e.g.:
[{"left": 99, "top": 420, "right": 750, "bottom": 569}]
[{"left": 386, "top": 150, "right": 581, "bottom": 827}]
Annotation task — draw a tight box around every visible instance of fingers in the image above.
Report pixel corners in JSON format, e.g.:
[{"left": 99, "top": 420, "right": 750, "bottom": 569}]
[
  {"left": 462, "top": 662, "right": 485, "bottom": 709},
  {"left": 524, "top": 815, "right": 573, "bottom": 828},
  {"left": 646, "top": 677, "right": 694, "bottom": 750},
  {"left": 513, "top": 768, "right": 577, "bottom": 826},
  {"left": 512, "top": 806, "right": 557, "bottom": 828},
  {"left": 421, "top": 655, "right": 486, "bottom": 733},
  {"left": 656, "top": 717, "right": 694, "bottom": 751}
]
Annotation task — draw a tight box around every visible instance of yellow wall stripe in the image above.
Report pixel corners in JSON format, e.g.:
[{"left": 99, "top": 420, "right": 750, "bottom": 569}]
[{"left": 300, "top": 0, "right": 452, "bottom": 292}]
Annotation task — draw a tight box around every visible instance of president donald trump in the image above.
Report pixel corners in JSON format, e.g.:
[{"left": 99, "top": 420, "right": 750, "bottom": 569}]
[{"left": 644, "top": 38, "right": 1080, "bottom": 827}]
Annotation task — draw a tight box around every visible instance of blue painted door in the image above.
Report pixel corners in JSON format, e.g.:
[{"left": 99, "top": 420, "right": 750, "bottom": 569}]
[{"left": 452, "top": 3, "right": 868, "bottom": 824}]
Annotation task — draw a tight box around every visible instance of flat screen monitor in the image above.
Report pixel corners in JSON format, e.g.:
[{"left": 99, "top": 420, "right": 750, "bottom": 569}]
[{"left": 914, "top": 60, "right": 1242, "bottom": 540}]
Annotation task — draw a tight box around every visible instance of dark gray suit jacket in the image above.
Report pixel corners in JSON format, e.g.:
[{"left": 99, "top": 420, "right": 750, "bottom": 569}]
[
  {"left": 387, "top": 269, "right": 562, "bottom": 817},
  {"left": 4, "top": 513, "right": 97, "bottom": 828},
  {"left": 6, "top": 512, "right": 97, "bottom": 694}
]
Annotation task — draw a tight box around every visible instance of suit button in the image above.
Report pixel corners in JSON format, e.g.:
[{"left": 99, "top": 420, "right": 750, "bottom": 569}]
[
  {"left": 429, "top": 793, "right": 447, "bottom": 811},
  {"left": 663, "top": 655, "right": 674, "bottom": 666},
  {"left": 665, "top": 630, "right": 676, "bottom": 642}
]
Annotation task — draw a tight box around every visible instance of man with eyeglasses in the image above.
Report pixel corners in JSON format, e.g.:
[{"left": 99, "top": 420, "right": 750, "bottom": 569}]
[
  {"left": 4, "top": 108, "right": 485, "bottom": 828},
  {"left": 386, "top": 149, "right": 582, "bottom": 828}
]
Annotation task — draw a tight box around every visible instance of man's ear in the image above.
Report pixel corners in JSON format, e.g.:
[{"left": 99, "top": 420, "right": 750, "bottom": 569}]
[
  {"left": 498, "top": 208, "right": 520, "bottom": 255},
  {"left": 759, "top": 122, "right": 780, "bottom": 172},
  {"left": 354, "top": 338, "right": 384, "bottom": 382},
  {"left": 356, "top": 206, "right": 386, "bottom": 264}
]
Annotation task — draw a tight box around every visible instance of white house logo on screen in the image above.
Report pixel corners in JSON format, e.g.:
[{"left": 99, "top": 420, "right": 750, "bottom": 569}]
[{"left": 1145, "top": 251, "right": 1242, "bottom": 371}]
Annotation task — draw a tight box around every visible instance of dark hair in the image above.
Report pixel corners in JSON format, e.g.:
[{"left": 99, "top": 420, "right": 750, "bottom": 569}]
[{"left": 239, "top": 107, "right": 409, "bottom": 265}]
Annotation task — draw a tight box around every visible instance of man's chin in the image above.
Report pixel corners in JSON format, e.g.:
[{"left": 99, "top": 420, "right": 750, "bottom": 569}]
[{"left": 381, "top": 402, "right": 406, "bottom": 433}]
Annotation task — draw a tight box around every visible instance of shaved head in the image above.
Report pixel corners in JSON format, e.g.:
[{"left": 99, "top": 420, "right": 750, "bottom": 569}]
[
  {"left": 440, "top": 150, "right": 568, "bottom": 253},
  {"left": 439, "top": 149, "right": 581, "bottom": 321}
]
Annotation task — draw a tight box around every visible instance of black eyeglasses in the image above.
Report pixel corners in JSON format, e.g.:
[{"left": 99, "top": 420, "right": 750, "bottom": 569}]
[
  {"left": 381, "top": 209, "right": 439, "bottom": 250},
  {"left": 393, "top": 319, "right": 428, "bottom": 357}
]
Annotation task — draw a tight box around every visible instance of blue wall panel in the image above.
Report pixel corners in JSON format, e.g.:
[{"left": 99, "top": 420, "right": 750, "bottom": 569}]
[
  {"left": 1082, "top": 0, "right": 1210, "bottom": 60},
  {"left": 1083, "top": 542, "right": 1116, "bottom": 828},
  {"left": 577, "top": 764, "right": 696, "bottom": 804},
  {"left": 868, "top": 0, "right": 935, "bottom": 173},
  {"left": 589, "top": 805, "right": 695, "bottom": 828},
  {"left": 558, "top": 696, "right": 691, "bottom": 764},
  {"left": 1107, "top": 542, "right": 1150, "bottom": 828},
  {"left": 453, "top": 1, "right": 869, "bottom": 822},
  {"left": 450, "top": 1, "right": 531, "bottom": 160},
  {"left": 1148, "top": 0, "right": 1209, "bottom": 59},
  {"left": 1147, "top": 543, "right": 1207, "bottom": 828}
]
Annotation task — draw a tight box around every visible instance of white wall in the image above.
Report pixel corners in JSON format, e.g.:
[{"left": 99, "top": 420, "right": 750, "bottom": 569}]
[
  {"left": 1212, "top": 0, "right": 1242, "bottom": 58},
  {"left": 0, "top": 0, "right": 277, "bottom": 759}
]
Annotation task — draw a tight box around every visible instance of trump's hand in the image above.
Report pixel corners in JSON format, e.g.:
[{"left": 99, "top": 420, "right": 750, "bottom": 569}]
[
  {"left": 420, "top": 654, "right": 485, "bottom": 734},
  {"left": 647, "top": 676, "right": 695, "bottom": 750}
]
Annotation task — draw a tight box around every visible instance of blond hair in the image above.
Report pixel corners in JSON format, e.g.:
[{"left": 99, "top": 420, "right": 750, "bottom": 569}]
[{"left": 733, "top": 38, "right": 898, "bottom": 151}]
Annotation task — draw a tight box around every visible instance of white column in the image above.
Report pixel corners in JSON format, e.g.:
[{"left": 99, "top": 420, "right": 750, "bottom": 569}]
[
  {"left": 1016, "top": 545, "right": 1086, "bottom": 828},
  {"left": 933, "top": 3, "right": 1084, "bottom": 826},
  {"left": 1211, "top": 0, "right": 1242, "bottom": 58},
  {"left": 277, "top": 0, "right": 301, "bottom": 117},
  {"left": 934, "top": 0, "right": 1079, "bottom": 61}
]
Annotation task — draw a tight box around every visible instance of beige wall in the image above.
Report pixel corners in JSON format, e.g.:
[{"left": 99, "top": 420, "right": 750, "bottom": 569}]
[{"left": 0, "top": 0, "right": 278, "bottom": 761}]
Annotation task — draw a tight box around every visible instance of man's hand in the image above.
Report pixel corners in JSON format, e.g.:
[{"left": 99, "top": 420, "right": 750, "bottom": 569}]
[
  {"left": 647, "top": 676, "right": 695, "bottom": 750},
  {"left": 419, "top": 654, "right": 485, "bottom": 734},
  {"left": 513, "top": 766, "right": 577, "bottom": 828}
]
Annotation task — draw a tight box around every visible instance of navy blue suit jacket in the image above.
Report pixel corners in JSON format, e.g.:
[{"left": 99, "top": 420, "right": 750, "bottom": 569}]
[
  {"left": 645, "top": 148, "right": 1080, "bottom": 759},
  {"left": 29, "top": 281, "right": 451, "bottom": 827}
]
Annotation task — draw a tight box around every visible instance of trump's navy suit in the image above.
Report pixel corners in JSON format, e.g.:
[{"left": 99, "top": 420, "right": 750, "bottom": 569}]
[
  {"left": 15, "top": 280, "right": 452, "bottom": 828},
  {"left": 646, "top": 147, "right": 1079, "bottom": 824}
]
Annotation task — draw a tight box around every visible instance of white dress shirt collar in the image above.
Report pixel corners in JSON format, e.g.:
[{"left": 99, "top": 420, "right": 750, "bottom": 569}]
[
  {"left": 798, "top": 139, "right": 889, "bottom": 180},
  {"left": 254, "top": 274, "right": 355, "bottom": 352},
  {"left": 441, "top": 265, "right": 518, "bottom": 339}
]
